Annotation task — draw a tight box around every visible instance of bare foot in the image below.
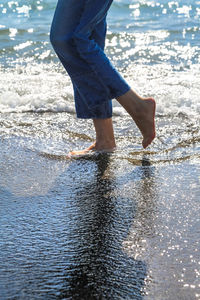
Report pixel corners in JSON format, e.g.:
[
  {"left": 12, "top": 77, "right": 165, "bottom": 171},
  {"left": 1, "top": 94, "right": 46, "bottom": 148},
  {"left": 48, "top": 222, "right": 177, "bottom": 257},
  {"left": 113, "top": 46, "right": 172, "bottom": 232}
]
[
  {"left": 133, "top": 98, "right": 156, "bottom": 149},
  {"left": 67, "top": 141, "right": 116, "bottom": 158},
  {"left": 117, "top": 90, "right": 156, "bottom": 148},
  {"left": 67, "top": 118, "right": 116, "bottom": 158},
  {"left": 67, "top": 143, "right": 96, "bottom": 158}
]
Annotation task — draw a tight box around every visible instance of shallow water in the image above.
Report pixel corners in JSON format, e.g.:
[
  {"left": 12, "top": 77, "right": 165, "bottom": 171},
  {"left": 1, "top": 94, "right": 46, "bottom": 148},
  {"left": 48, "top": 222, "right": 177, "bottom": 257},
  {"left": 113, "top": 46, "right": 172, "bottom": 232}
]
[
  {"left": 0, "top": 0, "right": 200, "bottom": 299},
  {"left": 0, "top": 137, "right": 200, "bottom": 299},
  {"left": 0, "top": 0, "right": 200, "bottom": 163}
]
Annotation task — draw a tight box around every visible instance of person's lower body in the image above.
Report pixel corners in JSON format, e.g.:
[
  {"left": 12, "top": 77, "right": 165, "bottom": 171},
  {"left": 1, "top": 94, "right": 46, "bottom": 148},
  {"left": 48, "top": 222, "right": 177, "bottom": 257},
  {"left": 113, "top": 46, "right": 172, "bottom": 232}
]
[{"left": 50, "top": 0, "right": 156, "bottom": 156}]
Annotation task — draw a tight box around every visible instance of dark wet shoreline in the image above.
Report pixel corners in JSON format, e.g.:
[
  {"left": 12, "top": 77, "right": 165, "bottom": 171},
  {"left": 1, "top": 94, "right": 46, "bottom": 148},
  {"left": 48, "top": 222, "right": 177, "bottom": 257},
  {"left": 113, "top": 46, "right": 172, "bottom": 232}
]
[{"left": 0, "top": 135, "right": 199, "bottom": 299}]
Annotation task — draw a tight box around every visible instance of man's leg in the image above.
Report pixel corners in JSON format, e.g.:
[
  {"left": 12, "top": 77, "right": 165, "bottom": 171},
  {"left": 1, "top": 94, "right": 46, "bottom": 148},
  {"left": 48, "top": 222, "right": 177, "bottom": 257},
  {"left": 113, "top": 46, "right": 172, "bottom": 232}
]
[
  {"left": 51, "top": 0, "right": 156, "bottom": 152},
  {"left": 117, "top": 90, "right": 156, "bottom": 149},
  {"left": 50, "top": 0, "right": 124, "bottom": 117},
  {"left": 69, "top": 0, "right": 156, "bottom": 150},
  {"left": 69, "top": 19, "right": 116, "bottom": 156},
  {"left": 68, "top": 118, "right": 116, "bottom": 157}
]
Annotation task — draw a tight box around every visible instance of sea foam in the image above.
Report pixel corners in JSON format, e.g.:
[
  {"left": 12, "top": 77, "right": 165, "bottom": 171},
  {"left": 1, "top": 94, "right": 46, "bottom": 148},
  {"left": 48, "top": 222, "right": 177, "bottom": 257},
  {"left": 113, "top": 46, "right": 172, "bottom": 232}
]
[{"left": 0, "top": 63, "right": 199, "bottom": 120}]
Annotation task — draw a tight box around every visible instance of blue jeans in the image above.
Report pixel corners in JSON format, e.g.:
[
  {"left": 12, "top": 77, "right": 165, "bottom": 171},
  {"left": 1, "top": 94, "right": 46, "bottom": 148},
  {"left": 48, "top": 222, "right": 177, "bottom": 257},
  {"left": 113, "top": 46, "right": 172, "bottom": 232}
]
[{"left": 50, "top": 0, "right": 130, "bottom": 119}]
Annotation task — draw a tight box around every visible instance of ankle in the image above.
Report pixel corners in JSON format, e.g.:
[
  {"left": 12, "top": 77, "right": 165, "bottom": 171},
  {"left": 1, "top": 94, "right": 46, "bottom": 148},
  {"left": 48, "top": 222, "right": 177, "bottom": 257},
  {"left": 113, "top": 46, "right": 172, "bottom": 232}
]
[{"left": 95, "top": 139, "right": 116, "bottom": 151}]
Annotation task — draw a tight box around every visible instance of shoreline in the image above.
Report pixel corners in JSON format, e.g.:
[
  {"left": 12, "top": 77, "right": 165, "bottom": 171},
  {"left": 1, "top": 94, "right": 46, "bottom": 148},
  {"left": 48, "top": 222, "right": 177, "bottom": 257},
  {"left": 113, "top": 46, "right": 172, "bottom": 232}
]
[{"left": 0, "top": 136, "right": 199, "bottom": 299}]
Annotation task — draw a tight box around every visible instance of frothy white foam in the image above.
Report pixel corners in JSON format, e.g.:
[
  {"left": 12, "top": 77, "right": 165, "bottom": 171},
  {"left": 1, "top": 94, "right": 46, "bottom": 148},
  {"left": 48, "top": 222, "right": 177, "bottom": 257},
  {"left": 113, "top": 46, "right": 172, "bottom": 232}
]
[
  {"left": 0, "top": 63, "right": 199, "bottom": 120},
  {"left": 126, "top": 63, "right": 200, "bottom": 118},
  {"left": 0, "top": 65, "right": 75, "bottom": 113}
]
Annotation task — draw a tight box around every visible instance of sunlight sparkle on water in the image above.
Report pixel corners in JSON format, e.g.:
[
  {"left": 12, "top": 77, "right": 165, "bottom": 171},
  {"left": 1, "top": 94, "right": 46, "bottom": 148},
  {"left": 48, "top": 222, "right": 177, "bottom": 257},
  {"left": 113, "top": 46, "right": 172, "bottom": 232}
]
[
  {"left": 9, "top": 28, "right": 18, "bottom": 39},
  {"left": 16, "top": 5, "right": 31, "bottom": 15}
]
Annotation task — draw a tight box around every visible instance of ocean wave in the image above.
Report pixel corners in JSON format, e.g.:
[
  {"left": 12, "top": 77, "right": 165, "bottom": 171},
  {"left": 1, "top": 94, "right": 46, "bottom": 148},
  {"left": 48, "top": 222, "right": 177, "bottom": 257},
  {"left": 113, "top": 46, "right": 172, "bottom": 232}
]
[{"left": 0, "top": 62, "right": 199, "bottom": 119}]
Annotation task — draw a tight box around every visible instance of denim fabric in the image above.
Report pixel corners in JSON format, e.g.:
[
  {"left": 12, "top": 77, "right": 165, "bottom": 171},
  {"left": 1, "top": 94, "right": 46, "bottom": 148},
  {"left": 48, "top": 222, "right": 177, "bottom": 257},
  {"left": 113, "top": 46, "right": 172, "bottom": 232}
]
[{"left": 50, "top": 0, "right": 130, "bottom": 119}]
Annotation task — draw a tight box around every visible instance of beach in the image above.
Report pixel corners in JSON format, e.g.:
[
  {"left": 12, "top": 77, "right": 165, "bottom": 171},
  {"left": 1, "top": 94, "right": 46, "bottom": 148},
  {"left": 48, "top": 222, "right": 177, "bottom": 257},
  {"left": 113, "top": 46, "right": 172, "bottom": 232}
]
[
  {"left": 0, "top": 0, "right": 200, "bottom": 299},
  {"left": 0, "top": 113, "right": 199, "bottom": 299}
]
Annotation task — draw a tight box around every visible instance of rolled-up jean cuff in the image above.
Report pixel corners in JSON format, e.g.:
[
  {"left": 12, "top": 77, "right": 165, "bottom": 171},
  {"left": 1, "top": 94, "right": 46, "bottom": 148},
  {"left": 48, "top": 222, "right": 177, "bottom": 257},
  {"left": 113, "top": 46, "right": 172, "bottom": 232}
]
[
  {"left": 111, "top": 85, "right": 131, "bottom": 100},
  {"left": 51, "top": 0, "right": 132, "bottom": 120},
  {"left": 73, "top": 70, "right": 130, "bottom": 118},
  {"left": 76, "top": 100, "right": 113, "bottom": 119}
]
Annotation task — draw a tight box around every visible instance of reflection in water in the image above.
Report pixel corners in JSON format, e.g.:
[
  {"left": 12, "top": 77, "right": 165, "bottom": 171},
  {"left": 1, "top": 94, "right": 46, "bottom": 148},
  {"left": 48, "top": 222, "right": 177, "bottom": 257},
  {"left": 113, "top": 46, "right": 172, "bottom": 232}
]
[
  {"left": 0, "top": 139, "right": 158, "bottom": 299},
  {"left": 59, "top": 154, "right": 149, "bottom": 299},
  {"left": 123, "top": 155, "right": 157, "bottom": 263}
]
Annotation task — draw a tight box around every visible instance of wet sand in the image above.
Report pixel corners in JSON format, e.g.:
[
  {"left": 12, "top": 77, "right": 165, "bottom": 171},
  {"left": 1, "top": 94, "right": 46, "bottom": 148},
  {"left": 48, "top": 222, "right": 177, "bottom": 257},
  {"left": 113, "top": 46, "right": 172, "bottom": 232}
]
[
  {"left": 0, "top": 117, "right": 199, "bottom": 299},
  {"left": 1, "top": 0, "right": 200, "bottom": 297}
]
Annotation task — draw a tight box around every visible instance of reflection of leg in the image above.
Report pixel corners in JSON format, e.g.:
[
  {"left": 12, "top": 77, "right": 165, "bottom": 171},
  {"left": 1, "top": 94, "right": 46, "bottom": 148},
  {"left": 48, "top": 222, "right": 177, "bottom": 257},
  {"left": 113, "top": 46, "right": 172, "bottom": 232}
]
[{"left": 117, "top": 90, "right": 156, "bottom": 149}]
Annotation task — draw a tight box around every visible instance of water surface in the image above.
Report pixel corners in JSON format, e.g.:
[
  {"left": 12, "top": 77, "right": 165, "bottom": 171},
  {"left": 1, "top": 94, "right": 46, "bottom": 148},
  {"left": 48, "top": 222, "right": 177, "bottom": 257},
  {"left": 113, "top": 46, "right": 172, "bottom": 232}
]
[{"left": 0, "top": 0, "right": 200, "bottom": 299}]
